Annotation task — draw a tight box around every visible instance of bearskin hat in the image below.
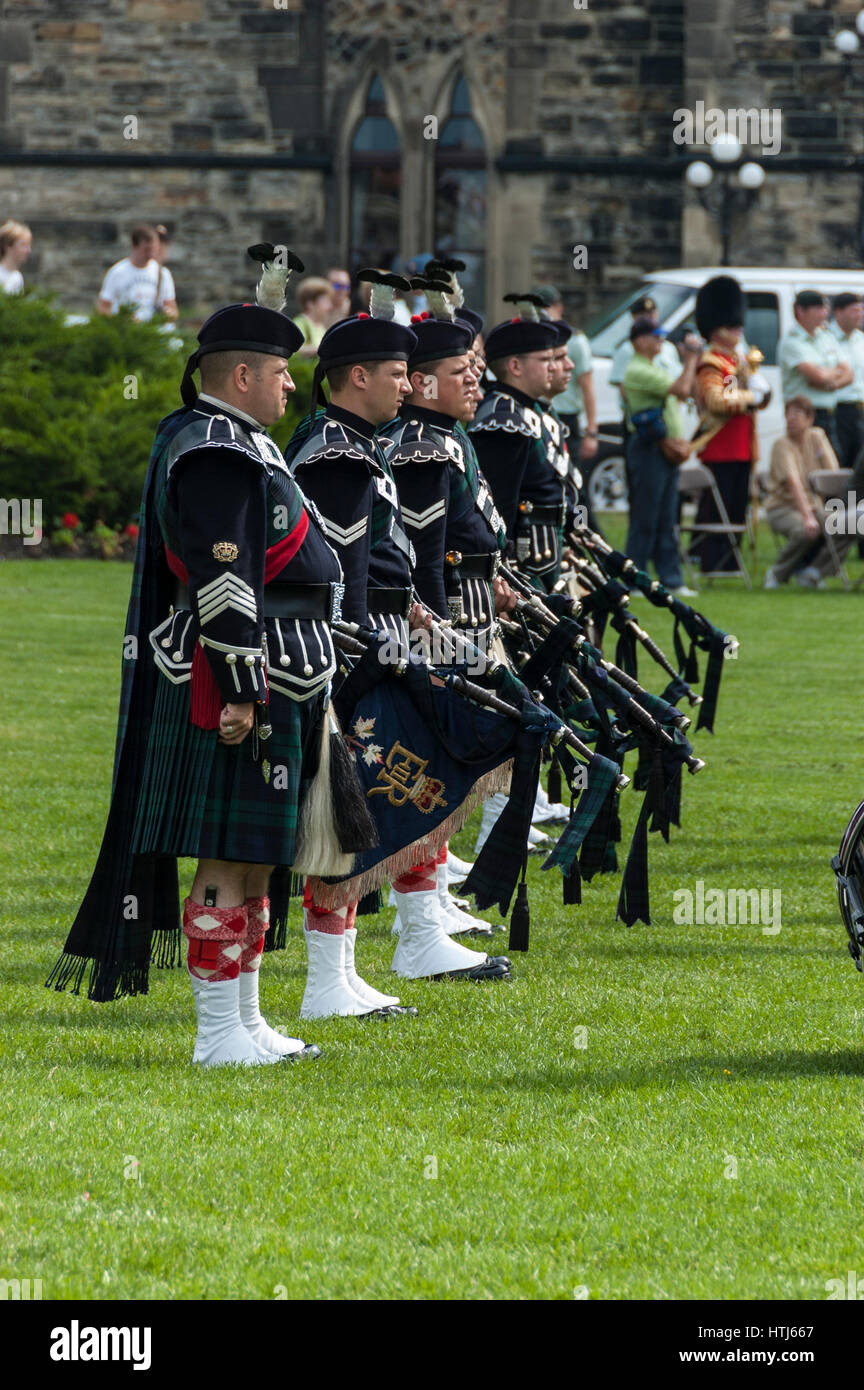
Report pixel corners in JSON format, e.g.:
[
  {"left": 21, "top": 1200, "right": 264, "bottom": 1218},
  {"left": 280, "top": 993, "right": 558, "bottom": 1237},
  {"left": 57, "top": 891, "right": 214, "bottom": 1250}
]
[{"left": 694, "top": 275, "right": 746, "bottom": 339}]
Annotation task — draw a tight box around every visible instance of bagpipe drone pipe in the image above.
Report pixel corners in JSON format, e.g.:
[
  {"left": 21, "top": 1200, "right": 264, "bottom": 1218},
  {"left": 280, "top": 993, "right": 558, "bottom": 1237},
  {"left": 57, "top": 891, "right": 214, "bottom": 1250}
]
[
  {"left": 566, "top": 521, "right": 739, "bottom": 734},
  {"left": 494, "top": 559, "right": 711, "bottom": 928},
  {"left": 317, "top": 622, "right": 626, "bottom": 953}
]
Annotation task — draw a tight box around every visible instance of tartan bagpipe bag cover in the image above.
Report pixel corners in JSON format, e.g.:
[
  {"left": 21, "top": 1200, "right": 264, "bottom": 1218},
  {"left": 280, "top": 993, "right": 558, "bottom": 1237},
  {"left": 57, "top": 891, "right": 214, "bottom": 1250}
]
[{"left": 311, "top": 638, "right": 522, "bottom": 908}]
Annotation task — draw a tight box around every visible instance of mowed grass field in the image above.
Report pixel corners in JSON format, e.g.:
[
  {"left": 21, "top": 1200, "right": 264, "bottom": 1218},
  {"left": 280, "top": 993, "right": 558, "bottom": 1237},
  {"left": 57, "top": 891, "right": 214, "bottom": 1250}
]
[{"left": 2, "top": 539, "right": 864, "bottom": 1302}]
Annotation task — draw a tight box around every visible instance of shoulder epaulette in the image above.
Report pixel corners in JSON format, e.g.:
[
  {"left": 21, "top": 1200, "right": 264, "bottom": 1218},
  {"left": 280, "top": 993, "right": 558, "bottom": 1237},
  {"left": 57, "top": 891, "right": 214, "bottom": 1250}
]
[
  {"left": 165, "top": 412, "right": 275, "bottom": 478},
  {"left": 382, "top": 416, "right": 452, "bottom": 465},
  {"left": 468, "top": 390, "right": 542, "bottom": 439},
  {"left": 290, "top": 418, "right": 376, "bottom": 474}
]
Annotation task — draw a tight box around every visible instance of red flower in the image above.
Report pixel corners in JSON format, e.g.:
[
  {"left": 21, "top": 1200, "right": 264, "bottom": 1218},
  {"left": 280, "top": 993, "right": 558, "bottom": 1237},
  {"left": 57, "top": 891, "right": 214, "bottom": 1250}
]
[
  {"left": 62, "top": 512, "right": 80, "bottom": 529},
  {"left": 124, "top": 523, "right": 139, "bottom": 538}
]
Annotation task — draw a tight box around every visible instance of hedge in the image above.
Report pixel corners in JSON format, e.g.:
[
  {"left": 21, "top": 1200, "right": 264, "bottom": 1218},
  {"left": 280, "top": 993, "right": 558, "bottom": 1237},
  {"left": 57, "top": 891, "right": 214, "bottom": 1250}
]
[{"left": 0, "top": 292, "right": 317, "bottom": 534}]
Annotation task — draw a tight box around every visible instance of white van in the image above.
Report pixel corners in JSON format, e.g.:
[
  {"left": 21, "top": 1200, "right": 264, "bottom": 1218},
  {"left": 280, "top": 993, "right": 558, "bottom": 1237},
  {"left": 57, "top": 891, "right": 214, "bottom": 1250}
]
[{"left": 585, "top": 267, "right": 864, "bottom": 510}]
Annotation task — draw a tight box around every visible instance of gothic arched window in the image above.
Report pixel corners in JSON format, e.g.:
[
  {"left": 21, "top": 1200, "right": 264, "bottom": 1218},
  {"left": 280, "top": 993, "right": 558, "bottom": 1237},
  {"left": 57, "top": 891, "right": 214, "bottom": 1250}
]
[
  {"left": 349, "top": 76, "right": 402, "bottom": 272},
  {"left": 435, "top": 76, "right": 487, "bottom": 312}
]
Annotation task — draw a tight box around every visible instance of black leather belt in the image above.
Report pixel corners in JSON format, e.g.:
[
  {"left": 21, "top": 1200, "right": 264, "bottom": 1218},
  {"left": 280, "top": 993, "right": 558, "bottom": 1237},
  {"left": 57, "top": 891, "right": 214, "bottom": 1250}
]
[
  {"left": 367, "top": 586, "right": 412, "bottom": 617},
  {"left": 264, "top": 582, "right": 344, "bottom": 622},
  {"left": 518, "top": 502, "right": 565, "bottom": 526},
  {"left": 452, "top": 552, "right": 500, "bottom": 579},
  {"left": 174, "top": 580, "right": 345, "bottom": 623}
]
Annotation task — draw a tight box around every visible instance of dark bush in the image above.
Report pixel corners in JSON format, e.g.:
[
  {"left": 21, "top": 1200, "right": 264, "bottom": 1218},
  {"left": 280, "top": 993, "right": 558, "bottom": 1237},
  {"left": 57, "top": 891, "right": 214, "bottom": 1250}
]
[{"left": 0, "top": 293, "right": 316, "bottom": 529}]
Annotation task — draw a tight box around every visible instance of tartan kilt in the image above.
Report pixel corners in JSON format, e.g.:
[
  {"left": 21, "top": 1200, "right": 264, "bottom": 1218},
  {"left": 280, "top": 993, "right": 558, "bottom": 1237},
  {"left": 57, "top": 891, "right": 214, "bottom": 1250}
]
[{"left": 130, "top": 671, "right": 325, "bottom": 864}]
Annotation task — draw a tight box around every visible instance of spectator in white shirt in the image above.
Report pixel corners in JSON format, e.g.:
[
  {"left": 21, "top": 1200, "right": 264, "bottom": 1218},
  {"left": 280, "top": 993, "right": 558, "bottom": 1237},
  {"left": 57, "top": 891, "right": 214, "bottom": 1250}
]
[
  {"left": 96, "top": 224, "right": 178, "bottom": 321},
  {"left": 0, "top": 219, "right": 32, "bottom": 294}
]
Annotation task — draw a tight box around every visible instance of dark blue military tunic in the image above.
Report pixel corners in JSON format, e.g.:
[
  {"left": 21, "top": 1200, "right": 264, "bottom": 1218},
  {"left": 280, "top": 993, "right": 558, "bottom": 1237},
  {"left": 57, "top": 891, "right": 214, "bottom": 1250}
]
[
  {"left": 288, "top": 403, "right": 415, "bottom": 643},
  {"left": 468, "top": 382, "right": 569, "bottom": 590},
  {"left": 381, "top": 404, "right": 506, "bottom": 655},
  {"left": 131, "top": 397, "right": 343, "bottom": 863}
]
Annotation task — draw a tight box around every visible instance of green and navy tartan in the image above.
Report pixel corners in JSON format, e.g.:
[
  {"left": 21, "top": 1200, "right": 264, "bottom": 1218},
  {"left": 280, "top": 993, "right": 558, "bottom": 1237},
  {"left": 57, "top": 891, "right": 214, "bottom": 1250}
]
[
  {"left": 46, "top": 408, "right": 190, "bottom": 1001},
  {"left": 132, "top": 675, "right": 323, "bottom": 864}
]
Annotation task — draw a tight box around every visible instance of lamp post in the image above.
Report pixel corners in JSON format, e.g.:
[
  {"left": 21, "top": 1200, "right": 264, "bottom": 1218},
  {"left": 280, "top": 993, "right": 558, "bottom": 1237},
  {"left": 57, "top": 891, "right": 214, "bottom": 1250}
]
[
  {"left": 685, "top": 135, "right": 766, "bottom": 265},
  {"left": 834, "top": 8, "right": 864, "bottom": 54}
]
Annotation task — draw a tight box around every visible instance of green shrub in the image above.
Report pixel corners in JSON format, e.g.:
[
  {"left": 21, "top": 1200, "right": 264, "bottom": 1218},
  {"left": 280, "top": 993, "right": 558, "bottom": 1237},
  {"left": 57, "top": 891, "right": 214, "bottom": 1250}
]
[{"left": 0, "top": 294, "right": 316, "bottom": 529}]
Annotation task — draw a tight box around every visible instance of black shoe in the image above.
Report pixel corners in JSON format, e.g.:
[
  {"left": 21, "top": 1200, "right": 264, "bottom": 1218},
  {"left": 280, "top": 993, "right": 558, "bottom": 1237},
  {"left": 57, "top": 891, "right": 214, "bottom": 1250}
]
[
  {"left": 448, "top": 922, "right": 494, "bottom": 938},
  {"left": 358, "top": 1003, "right": 418, "bottom": 1020},
  {"left": 431, "top": 958, "right": 511, "bottom": 982},
  {"left": 290, "top": 1043, "right": 322, "bottom": 1061}
]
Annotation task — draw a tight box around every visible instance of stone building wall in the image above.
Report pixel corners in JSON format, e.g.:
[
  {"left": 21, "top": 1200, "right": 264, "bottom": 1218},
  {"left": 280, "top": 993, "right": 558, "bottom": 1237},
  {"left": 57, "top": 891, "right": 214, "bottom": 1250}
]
[
  {"left": 683, "top": 0, "right": 864, "bottom": 267},
  {"left": 0, "top": 0, "right": 325, "bottom": 313},
  {"left": 0, "top": 0, "right": 862, "bottom": 328},
  {"left": 300, "top": 0, "right": 689, "bottom": 325}
]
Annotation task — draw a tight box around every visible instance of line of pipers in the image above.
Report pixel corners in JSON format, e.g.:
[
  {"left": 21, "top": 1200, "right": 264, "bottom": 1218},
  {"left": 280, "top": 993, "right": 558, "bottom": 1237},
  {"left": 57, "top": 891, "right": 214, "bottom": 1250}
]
[{"left": 250, "top": 243, "right": 739, "bottom": 939}]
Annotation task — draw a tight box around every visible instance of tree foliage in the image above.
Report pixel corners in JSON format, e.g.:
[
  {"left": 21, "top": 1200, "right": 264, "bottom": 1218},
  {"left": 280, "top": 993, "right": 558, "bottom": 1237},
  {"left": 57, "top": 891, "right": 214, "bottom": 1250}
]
[{"left": 0, "top": 293, "right": 316, "bottom": 528}]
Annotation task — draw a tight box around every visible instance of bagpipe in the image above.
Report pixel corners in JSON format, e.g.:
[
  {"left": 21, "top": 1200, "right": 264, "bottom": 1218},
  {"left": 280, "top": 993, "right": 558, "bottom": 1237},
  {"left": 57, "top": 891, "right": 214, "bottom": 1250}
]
[
  {"left": 566, "top": 521, "right": 739, "bottom": 733},
  {"left": 832, "top": 802, "right": 864, "bottom": 974},
  {"left": 311, "top": 614, "right": 626, "bottom": 953},
  {"left": 491, "top": 500, "right": 742, "bottom": 925}
]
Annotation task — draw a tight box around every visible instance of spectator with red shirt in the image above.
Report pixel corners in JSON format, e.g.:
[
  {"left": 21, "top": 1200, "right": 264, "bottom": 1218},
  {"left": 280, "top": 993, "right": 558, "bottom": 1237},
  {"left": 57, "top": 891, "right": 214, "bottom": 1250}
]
[{"left": 692, "top": 276, "right": 771, "bottom": 572}]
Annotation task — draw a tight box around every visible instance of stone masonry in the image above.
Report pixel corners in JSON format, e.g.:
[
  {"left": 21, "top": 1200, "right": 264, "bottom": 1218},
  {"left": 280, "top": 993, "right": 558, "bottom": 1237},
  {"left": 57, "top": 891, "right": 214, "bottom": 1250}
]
[{"left": 0, "top": 0, "right": 861, "bottom": 329}]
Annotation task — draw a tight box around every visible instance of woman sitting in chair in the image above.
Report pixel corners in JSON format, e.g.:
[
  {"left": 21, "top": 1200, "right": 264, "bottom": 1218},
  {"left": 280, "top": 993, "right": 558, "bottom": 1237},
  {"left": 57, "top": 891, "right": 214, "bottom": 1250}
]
[{"left": 764, "top": 396, "right": 849, "bottom": 589}]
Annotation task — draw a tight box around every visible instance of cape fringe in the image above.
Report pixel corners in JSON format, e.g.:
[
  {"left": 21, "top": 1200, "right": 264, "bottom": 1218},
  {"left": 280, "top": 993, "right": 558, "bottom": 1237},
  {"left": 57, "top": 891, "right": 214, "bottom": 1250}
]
[
  {"left": 45, "top": 951, "right": 151, "bottom": 1001},
  {"left": 307, "top": 760, "right": 512, "bottom": 910},
  {"left": 150, "top": 928, "right": 183, "bottom": 970}
]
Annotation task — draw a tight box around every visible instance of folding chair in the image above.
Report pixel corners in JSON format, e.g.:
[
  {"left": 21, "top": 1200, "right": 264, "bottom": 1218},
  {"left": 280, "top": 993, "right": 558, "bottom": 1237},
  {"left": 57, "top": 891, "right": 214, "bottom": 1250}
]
[
  {"left": 807, "top": 468, "right": 854, "bottom": 591},
  {"left": 677, "top": 461, "right": 752, "bottom": 588}
]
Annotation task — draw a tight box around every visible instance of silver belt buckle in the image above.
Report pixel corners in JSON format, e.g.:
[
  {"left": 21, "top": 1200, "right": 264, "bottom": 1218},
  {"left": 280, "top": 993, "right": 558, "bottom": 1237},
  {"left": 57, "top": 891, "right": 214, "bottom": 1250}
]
[{"left": 329, "top": 581, "right": 345, "bottom": 625}]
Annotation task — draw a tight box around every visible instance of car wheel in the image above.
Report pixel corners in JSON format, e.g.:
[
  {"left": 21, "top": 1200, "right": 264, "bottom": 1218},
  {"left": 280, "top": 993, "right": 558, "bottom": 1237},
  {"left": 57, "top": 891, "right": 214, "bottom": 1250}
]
[{"left": 586, "top": 453, "right": 628, "bottom": 513}]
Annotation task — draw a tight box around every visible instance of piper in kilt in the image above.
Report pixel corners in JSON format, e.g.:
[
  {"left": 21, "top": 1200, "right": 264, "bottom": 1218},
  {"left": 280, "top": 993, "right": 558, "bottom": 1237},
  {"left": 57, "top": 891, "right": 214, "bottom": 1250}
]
[
  {"left": 47, "top": 264, "right": 380, "bottom": 1064},
  {"left": 380, "top": 294, "right": 519, "bottom": 937},
  {"left": 288, "top": 278, "right": 511, "bottom": 988},
  {"left": 468, "top": 299, "right": 564, "bottom": 593}
]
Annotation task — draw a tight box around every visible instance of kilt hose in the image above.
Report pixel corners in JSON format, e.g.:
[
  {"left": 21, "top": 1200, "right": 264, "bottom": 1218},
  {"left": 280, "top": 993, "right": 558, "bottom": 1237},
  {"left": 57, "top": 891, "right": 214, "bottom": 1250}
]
[{"left": 131, "top": 670, "right": 327, "bottom": 865}]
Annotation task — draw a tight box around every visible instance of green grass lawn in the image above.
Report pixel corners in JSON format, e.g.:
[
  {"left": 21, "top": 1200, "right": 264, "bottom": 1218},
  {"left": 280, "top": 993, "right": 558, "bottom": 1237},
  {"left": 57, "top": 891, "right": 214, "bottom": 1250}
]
[{"left": 3, "top": 538, "right": 864, "bottom": 1301}]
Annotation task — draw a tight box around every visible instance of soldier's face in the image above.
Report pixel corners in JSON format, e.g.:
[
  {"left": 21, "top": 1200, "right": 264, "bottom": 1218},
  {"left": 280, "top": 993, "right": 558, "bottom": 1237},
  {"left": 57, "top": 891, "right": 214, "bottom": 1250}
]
[
  {"left": 515, "top": 350, "right": 554, "bottom": 399},
  {"left": 365, "top": 360, "right": 411, "bottom": 424},
  {"left": 548, "top": 347, "right": 573, "bottom": 395},
  {"left": 430, "top": 354, "right": 476, "bottom": 421},
  {"left": 242, "top": 357, "right": 295, "bottom": 424}
]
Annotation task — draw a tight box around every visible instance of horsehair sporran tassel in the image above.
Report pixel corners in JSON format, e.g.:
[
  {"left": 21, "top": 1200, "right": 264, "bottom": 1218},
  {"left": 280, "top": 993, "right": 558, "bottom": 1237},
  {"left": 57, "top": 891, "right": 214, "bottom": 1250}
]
[
  {"left": 292, "top": 707, "right": 354, "bottom": 877},
  {"left": 328, "top": 708, "right": 379, "bottom": 853}
]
